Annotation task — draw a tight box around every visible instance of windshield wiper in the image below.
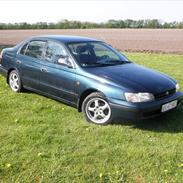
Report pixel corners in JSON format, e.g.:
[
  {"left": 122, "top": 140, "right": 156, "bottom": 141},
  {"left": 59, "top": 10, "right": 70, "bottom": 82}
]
[
  {"left": 82, "top": 62, "right": 106, "bottom": 67},
  {"left": 82, "top": 62, "right": 115, "bottom": 67},
  {"left": 82, "top": 60, "right": 131, "bottom": 67},
  {"left": 105, "top": 60, "right": 131, "bottom": 65}
]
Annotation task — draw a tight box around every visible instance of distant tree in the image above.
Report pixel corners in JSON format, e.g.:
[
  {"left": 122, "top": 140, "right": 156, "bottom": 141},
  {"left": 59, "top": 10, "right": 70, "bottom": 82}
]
[
  {"left": 0, "top": 19, "right": 183, "bottom": 29},
  {"left": 177, "top": 22, "right": 183, "bottom": 28},
  {"left": 147, "top": 19, "right": 160, "bottom": 28},
  {"left": 163, "top": 22, "right": 170, "bottom": 28}
]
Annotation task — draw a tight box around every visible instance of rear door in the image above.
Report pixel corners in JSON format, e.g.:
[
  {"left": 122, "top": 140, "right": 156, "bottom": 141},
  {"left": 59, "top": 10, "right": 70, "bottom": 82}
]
[
  {"left": 39, "top": 41, "right": 77, "bottom": 104},
  {"left": 17, "top": 40, "right": 46, "bottom": 90}
]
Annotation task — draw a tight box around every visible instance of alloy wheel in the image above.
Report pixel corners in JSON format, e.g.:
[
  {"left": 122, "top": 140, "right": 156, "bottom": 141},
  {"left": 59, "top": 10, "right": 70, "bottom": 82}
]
[
  {"left": 9, "top": 71, "right": 20, "bottom": 92},
  {"left": 85, "top": 97, "right": 111, "bottom": 124}
]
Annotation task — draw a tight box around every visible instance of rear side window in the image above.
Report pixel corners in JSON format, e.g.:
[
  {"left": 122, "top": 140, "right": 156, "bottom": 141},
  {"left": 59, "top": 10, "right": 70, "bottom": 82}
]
[
  {"left": 25, "top": 41, "right": 45, "bottom": 59},
  {"left": 19, "top": 43, "right": 28, "bottom": 55},
  {"left": 45, "top": 41, "right": 68, "bottom": 63}
]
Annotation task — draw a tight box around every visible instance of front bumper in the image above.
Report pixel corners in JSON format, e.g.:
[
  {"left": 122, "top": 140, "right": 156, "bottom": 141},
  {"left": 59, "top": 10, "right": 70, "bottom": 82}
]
[{"left": 108, "top": 91, "right": 183, "bottom": 121}]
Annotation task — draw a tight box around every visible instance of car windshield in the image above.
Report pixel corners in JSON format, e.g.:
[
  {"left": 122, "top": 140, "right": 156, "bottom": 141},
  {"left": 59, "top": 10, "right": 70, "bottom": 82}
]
[{"left": 67, "top": 41, "right": 129, "bottom": 67}]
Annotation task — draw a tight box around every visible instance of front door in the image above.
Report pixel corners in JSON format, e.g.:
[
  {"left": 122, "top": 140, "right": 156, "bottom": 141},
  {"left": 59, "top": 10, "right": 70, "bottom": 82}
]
[{"left": 39, "top": 41, "right": 77, "bottom": 104}]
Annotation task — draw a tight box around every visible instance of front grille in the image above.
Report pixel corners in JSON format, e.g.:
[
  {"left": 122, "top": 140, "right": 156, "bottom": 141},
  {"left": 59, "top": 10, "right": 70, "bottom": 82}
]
[{"left": 154, "top": 88, "right": 176, "bottom": 99}]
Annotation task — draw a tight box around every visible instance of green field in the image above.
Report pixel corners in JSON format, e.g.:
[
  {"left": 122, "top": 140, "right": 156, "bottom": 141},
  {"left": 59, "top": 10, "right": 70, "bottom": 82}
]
[{"left": 0, "top": 52, "right": 183, "bottom": 183}]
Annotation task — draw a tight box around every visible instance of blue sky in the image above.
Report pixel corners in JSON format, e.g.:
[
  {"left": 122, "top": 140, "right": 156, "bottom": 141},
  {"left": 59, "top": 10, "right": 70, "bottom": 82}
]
[{"left": 0, "top": 0, "right": 183, "bottom": 23}]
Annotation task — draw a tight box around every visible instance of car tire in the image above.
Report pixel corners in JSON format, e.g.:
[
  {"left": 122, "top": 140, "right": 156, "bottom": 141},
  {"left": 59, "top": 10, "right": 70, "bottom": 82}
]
[
  {"left": 8, "top": 70, "right": 23, "bottom": 92},
  {"left": 82, "top": 92, "right": 112, "bottom": 125}
]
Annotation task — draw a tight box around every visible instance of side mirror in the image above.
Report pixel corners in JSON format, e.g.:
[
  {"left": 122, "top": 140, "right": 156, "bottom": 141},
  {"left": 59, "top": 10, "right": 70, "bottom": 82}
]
[
  {"left": 58, "top": 57, "right": 67, "bottom": 65},
  {"left": 58, "top": 55, "right": 73, "bottom": 68}
]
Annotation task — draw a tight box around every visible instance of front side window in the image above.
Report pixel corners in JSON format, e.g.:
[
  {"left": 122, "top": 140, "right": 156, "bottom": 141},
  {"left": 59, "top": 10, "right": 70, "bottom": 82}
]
[
  {"left": 25, "top": 41, "right": 45, "bottom": 59},
  {"left": 67, "top": 41, "right": 128, "bottom": 67},
  {"left": 45, "top": 41, "right": 68, "bottom": 63}
]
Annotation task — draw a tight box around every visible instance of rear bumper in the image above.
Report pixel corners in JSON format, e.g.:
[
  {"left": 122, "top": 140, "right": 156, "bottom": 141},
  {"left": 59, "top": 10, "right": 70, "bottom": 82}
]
[
  {"left": 0, "top": 64, "right": 7, "bottom": 77},
  {"left": 108, "top": 91, "right": 183, "bottom": 121}
]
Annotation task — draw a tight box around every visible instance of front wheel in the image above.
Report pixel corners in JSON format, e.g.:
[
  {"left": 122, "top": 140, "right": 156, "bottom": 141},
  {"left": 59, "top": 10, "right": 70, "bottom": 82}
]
[
  {"left": 8, "top": 70, "right": 23, "bottom": 92},
  {"left": 82, "top": 92, "right": 112, "bottom": 125}
]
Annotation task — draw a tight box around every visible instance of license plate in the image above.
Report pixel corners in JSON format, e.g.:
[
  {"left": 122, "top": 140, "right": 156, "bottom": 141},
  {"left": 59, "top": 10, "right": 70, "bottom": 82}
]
[{"left": 161, "top": 100, "right": 177, "bottom": 112}]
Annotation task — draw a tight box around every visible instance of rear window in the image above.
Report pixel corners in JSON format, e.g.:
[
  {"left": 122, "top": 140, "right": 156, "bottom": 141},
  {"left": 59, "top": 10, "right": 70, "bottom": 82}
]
[{"left": 25, "top": 41, "right": 45, "bottom": 59}]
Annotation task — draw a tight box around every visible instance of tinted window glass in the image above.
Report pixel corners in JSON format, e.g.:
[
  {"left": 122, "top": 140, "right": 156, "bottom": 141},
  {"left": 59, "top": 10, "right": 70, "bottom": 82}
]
[
  {"left": 25, "top": 41, "right": 45, "bottom": 59},
  {"left": 45, "top": 42, "right": 68, "bottom": 62},
  {"left": 94, "top": 43, "right": 119, "bottom": 59},
  {"left": 68, "top": 42, "right": 128, "bottom": 67},
  {"left": 19, "top": 43, "right": 28, "bottom": 55}
]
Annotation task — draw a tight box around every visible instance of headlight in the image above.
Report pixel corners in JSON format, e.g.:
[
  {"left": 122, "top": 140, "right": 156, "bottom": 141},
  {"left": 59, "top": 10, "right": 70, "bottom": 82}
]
[
  {"left": 176, "top": 83, "right": 180, "bottom": 92},
  {"left": 124, "top": 92, "right": 154, "bottom": 103}
]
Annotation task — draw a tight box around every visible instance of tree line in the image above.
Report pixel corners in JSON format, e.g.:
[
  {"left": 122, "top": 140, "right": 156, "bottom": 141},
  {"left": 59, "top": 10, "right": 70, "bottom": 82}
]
[{"left": 0, "top": 19, "right": 183, "bottom": 29}]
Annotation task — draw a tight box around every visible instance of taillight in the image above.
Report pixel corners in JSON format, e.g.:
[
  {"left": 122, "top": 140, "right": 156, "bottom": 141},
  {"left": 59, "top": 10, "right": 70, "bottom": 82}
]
[{"left": 0, "top": 49, "right": 4, "bottom": 63}]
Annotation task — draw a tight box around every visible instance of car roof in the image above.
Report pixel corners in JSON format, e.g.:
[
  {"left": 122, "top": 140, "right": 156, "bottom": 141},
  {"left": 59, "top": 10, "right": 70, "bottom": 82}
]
[{"left": 31, "top": 35, "right": 99, "bottom": 43}]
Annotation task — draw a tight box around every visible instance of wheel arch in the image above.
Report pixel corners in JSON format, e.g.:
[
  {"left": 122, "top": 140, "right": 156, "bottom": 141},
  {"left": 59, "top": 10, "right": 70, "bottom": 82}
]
[
  {"left": 7, "top": 67, "right": 20, "bottom": 84},
  {"left": 78, "top": 88, "right": 106, "bottom": 112}
]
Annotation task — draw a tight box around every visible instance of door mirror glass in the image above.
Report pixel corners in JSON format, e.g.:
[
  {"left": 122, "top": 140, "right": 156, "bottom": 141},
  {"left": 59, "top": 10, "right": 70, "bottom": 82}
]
[
  {"left": 58, "top": 55, "right": 73, "bottom": 68},
  {"left": 58, "top": 56, "right": 67, "bottom": 65}
]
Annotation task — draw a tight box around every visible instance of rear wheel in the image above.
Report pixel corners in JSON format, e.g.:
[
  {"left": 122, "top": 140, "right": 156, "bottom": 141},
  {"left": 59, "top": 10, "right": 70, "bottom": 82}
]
[
  {"left": 8, "top": 70, "right": 23, "bottom": 92},
  {"left": 82, "top": 92, "right": 112, "bottom": 125}
]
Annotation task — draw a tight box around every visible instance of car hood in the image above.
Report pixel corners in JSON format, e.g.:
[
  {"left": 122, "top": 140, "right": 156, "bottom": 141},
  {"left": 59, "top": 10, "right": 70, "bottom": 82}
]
[{"left": 84, "top": 63, "right": 176, "bottom": 94}]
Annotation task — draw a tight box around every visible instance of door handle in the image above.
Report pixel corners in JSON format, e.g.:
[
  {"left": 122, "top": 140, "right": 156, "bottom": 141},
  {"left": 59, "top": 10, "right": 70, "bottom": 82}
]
[
  {"left": 16, "top": 60, "right": 22, "bottom": 64},
  {"left": 41, "top": 67, "right": 48, "bottom": 73}
]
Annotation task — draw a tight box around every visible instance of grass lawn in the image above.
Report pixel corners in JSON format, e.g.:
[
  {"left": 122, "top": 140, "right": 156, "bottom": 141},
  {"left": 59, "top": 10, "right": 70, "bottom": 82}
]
[{"left": 0, "top": 52, "right": 183, "bottom": 183}]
